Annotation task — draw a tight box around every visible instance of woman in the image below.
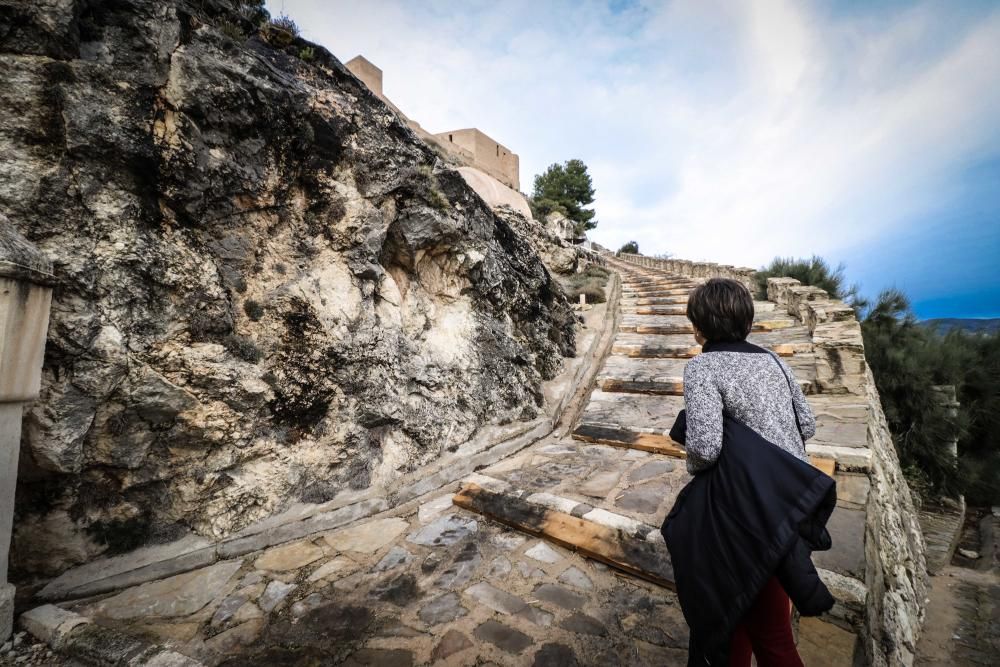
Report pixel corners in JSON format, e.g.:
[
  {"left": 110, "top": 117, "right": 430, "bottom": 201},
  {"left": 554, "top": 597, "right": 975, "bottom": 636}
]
[{"left": 666, "top": 277, "right": 831, "bottom": 667}]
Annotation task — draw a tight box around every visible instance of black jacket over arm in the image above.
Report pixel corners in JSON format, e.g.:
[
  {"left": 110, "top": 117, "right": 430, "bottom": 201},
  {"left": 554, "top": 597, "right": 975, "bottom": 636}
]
[{"left": 663, "top": 410, "right": 836, "bottom": 665}]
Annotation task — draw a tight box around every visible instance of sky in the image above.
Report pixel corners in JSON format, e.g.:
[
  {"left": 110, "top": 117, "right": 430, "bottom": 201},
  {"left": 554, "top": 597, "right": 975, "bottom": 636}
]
[{"left": 266, "top": 0, "right": 1000, "bottom": 319}]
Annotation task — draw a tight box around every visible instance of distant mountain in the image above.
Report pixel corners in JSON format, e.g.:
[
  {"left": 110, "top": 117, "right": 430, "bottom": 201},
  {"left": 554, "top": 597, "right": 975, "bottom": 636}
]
[{"left": 921, "top": 318, "right": 1000, "bottom": 334}]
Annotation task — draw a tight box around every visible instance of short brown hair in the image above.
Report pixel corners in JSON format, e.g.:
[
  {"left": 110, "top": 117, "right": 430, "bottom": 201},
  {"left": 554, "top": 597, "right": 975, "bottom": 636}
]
[{"left": 686, "top": 278, "right": 755, "bottom": 343}]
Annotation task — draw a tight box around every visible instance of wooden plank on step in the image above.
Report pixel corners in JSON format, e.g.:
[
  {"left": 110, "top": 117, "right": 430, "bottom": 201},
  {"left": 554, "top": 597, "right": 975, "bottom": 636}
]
[
  {"left": 572, "top": 423, "right": 686, "bottom": 458},
  {"left": 598, "top": 378, "right": 684, "bottom": 395},
  {"left": 810, "top": 456, "right": 836, "bottom": 477},
  {"left": 611, "top": 343, "right": 701, "bottom": 358},
  {"left": 453, "top": 483, "right": 675, "bottom": 589}
]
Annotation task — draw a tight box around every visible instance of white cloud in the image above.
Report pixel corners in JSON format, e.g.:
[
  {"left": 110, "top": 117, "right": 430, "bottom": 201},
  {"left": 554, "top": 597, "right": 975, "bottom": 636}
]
[{"left": 270, "top": 0, "right": 1000, "bottom": 268}]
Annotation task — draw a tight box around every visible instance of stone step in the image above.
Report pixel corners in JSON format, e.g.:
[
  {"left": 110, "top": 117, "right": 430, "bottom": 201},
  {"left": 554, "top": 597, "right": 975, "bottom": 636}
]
[
  {"left": 579, "top": 390, "right": 684, "bottom": 433},
  {"left": 452, "top": 478, "right": 674, "bottom": 589},
  {"left": 571, "top": 423, "right": 686, "bottom": 458},
  {"left": 621, "top": 305, "right": 688, "bottom": 316},
  {"left": 620, "top": 296, "right": 690, "bottom": 306},
  {"left": 619, "top": 315, "right": 693, "bottom": 335},
  {"left": 611, "top": 339, "right": 800, "bottom": 358},
  {"left": 621, "top": 280, "right": 694, "bottom": 290},
  {"left": 597, "top": 357, "right": 688, "bottom": 395},
  {"left": 622, "top": 287, "right": 691, "bottom": 297},
  {"left": 619, "top": 315, "right": 798, "bottom": 336},
  {"left": 577, "top": 392, "right": 852, "bottom": 445}
]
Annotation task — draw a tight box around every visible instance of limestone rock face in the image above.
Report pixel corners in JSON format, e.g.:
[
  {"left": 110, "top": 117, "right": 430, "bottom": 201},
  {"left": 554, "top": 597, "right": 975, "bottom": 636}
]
[
  {"left": 494, "top": 208, "right": 580, "bottom": 276},
  {"left": 0, "top": 0, "right": 575, "bottom": 576}
]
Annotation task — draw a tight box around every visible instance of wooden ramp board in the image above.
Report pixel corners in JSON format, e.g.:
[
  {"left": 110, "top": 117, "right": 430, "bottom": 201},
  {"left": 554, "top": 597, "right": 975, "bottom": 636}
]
[
  {"left": 453, "top": 483, "right": 675, "bottom": 589},
  {"left": 572, "top": 423, "right": 686, "bottom": 458}
]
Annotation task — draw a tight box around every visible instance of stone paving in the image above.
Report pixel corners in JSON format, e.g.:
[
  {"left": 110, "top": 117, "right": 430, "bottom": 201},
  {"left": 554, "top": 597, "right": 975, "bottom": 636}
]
[
  {"left": 916, "top": 509, "right": 1000, "bottom": 666},
  {"left": 30, "top": 256, "right": 884, "bottom": 665}
]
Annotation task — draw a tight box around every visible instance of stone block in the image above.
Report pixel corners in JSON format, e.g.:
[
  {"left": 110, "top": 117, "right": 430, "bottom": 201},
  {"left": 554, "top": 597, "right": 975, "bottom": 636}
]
[
  {"left": 0, "top": 583, "right": 12, "bottom": 642},
  {"left": 796, "top": 616, "right": 860, "bottom": 666},
  {"left": 805, "top": 444, "right": 872, "bottom": 472},
  {"left": 835, "top": 472, "right": 870, "bottom": 510},
  {"left": 325, "top": 517, "right": 409, "bottom": 553},
  {"left": 473, "top": 619, "right": 533, "bottom": 655},
  {"left": 19, "top": 604, "right": 90, "bottom": 648},
  {"left": 134, "top": 650, "right": 205, "bottom": 666},
  {"left": 254, "top": 540, "right": 324, "bottom": 572},
  {"left": 83, "top": 559, "right": 243, "bottom": 620},
  {"left": 814, "top": 506, "right": 867, "bottom": 579}
]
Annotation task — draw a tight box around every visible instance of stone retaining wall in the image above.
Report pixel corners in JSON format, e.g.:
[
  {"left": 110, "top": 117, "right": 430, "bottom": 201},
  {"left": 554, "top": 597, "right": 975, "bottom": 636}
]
[{"left": 613, "top": 252, "right": 929, "bottom": 667}]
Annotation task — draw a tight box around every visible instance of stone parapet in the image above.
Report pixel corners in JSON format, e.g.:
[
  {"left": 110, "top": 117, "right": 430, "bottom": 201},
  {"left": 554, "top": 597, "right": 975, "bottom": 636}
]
[
  {"left": 767, "top": 277, "right": 866, "bottom": 396},
  {"left": 616, "top": 252, "right": 756, "bottom": 295}
]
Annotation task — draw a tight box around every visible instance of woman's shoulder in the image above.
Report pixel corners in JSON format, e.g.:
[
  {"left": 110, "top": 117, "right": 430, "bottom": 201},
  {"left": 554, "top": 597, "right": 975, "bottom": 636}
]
[{"left": 684, "top": 350, "right": 727, "bottom": 377}]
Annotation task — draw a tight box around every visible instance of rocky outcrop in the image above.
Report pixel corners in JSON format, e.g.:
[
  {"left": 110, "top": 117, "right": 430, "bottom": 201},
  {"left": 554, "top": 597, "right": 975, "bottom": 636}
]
[
  {"left": 0, "top": 0, "right": 575, "bottom": 577},
  {"left": 495, "top": 208, "right": 580, "bottom": 276}
]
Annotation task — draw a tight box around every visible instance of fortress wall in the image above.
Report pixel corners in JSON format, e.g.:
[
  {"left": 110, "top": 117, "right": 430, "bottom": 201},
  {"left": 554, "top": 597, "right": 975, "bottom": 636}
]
[
  {"left": 345, "top": 57, "right": 520, "bottom": 191},
  {"left": 434, "top": 129, "right": 520, "bottom": 191},
  {"left": 614, "top": 252, "right": 929, "bottom": 667}
]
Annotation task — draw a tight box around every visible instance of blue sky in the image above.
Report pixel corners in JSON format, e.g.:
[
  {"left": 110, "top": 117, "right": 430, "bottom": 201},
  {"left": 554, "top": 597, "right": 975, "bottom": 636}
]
[{"left": 268, "top": 0, "right": 1000, "bottom": 319}]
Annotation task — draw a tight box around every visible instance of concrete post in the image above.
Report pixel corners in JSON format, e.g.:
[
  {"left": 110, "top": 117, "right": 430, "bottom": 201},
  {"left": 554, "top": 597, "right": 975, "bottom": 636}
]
[
  {"left": 0, "top": 214, "right": 54, "bottom": 641},
  {"left": 930, "top": 385, "right": 961, "bottom": 461}
]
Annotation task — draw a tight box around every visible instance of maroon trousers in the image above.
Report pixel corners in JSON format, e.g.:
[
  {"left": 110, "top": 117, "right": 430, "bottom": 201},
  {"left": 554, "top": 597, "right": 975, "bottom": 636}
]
[{"left": 728, "top": 577, "right": 804, "bottom": 667}]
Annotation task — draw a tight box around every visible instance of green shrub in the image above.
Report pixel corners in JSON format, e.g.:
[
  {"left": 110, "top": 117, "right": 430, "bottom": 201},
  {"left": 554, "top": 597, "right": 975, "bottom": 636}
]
[
  {"left": 618, "top": 241, "right": 639, "bottom": 254},
  {"left": 561, "top": 265, "right": 609, "bottom": 304},
  {"left": 215, "top": 18, "right": 246, "bottom": 41},
  {"left": 583, "top": 263, "right": 610, "bottom": 279},
  {"left": 574, "top": 286, "right": 606, "bottom": 304},
  {"left": 755, "top": 255, "right": 861, "bottom": 305},
  {"left": 263, "top": 14, "right": 299, "bottom": 47},
  {"left": 298, "top": 46, "right": 315, "bottom": 61}
]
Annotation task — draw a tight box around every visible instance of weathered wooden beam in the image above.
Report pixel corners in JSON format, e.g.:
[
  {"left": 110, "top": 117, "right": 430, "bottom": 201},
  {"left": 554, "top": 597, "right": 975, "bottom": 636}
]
[
  {"left": 611, "top": 343, "right": 701, "bottom": 359},
  {"left": 809, "top": 456, "right": 836, "bottom": 477},
  {"left": 453, "top": 484, "right": 675, "bottom": 589},
  {"left": 572, "top": 424, "right": 686, "bottom": 458},
  {"left": 625, "top": 306, "right": 688, "bottom": 316},
  {"left": 598, "top": 378, "right": 684, "bottom": 395}
]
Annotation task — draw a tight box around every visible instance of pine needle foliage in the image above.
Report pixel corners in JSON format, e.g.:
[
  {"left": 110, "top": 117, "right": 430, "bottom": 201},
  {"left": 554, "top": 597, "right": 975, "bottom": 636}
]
[
  {"left": 755, "top": 255, "right": 861, "bottom": 306},
  {"left": 530, "top": 159, "right": 597, "bottom": 236}
]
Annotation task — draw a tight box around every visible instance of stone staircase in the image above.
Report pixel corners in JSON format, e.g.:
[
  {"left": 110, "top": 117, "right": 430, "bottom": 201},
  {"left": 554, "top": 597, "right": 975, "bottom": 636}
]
[
  {"left": 452, "top": 254, "right": 883, "bottom": 664},
  {"left": 19, "top": 253, "right": 926, "bottom": 667}
]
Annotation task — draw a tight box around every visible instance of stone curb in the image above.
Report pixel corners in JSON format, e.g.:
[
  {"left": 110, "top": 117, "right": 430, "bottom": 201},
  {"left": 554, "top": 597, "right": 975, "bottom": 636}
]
[
  {"left": 37, "top": 265, "right": 622, "bottom": 605},
  {"left": 20, "top": 604, "right": 204, "bottom": 666}
]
